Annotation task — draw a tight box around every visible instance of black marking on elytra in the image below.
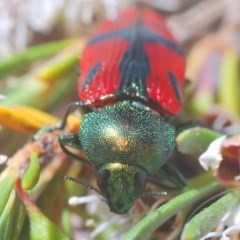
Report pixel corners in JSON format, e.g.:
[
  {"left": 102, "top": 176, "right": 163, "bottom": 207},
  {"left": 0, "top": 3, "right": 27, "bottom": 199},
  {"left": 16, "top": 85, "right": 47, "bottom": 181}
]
[
  {"left": 117, "top": 13, "right": 149, "bottom": 98},
  {"left": 141, "top": 27, "right": 184, "bottom": 56},
  {"left": 168, "top": 72, "right": 182, "bottom": 101},
  {"left": 85, "top": 11, "right": 184, "bottom": 112},
  {"left": 88, "top": 23, "right": 184, "bottom": 56},
  {"left": 83, "top": 63, "right": 102, "bottom": 89}
]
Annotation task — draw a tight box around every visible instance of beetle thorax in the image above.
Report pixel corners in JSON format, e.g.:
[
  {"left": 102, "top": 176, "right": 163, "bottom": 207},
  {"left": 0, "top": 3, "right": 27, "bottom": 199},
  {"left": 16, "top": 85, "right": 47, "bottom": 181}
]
[{"left": 79, "top": 100, "right": 175, "bottom": 174}]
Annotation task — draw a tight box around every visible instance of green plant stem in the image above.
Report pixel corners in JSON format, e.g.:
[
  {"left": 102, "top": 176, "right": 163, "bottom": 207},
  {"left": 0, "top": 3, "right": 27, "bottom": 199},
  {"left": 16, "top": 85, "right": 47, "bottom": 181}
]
[{"left": 124, "top": 178, "right": 221, "bottom": 240}]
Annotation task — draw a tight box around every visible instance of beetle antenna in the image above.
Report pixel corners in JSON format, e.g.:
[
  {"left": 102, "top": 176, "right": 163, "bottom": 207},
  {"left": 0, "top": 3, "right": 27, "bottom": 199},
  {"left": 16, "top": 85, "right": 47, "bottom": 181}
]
[
  {"left": 64, "top": 176, "right": 101, "bottom": 194},
  {"left": 138, "top": 191, "right": 167, "bottom": 199}
]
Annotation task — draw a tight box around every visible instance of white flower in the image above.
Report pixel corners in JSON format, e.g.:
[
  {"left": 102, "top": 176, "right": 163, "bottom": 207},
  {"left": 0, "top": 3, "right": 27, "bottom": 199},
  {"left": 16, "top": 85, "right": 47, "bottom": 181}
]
[
  {"left": 221, "top": 224, "right": 240, "bottom": 240},
  {"left": 0, "top": 0, "right": 134, "bottom": 57},
  {"left": 0, "top": 0, "right": 65, "bottom": 56},
  {"left": 0, "top": 94, "right": 6, "bottom": 100},
  {"left": 199, "top": 135, "right": 226, "bottom": 171},
  {"left": 68, "top": 195, "right": 101, "bottom": 205},
  {"left": 67, "top": 193, "right": 133, "bottom": 239},
  {"left": 0, "top": 154, "right": 8, "bottom": 164}
]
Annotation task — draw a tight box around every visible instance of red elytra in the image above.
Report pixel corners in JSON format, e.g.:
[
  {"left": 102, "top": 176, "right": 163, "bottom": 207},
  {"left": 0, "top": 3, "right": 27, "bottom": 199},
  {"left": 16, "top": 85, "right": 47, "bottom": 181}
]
[{"left": 78, "top": 7, "right": 186, "bottom": 115}]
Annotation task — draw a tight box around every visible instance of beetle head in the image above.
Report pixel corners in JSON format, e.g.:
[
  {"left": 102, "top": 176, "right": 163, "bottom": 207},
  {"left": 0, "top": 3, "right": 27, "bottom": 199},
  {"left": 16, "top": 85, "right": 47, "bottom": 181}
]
[{"left": 97, "top": 163, "right": 147, "bottom": 214}]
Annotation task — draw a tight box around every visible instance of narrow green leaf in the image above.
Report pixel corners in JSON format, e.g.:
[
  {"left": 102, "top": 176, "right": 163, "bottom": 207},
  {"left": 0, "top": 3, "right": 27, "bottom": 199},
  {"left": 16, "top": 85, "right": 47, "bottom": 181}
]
[
  {"left": 61, "top": 210, "right": 72, "bottom": 237},
  {"left": 11, "top": 198, "right": 26, "bottom": 240},
  {"left": 219, "top": 48, "right": 240, "bottom": 116},
  {"left": 0, "top": 190, "right": 19, "bottom": 240},
  {"left": 36, "top": 54, "right": 79, "bottom": 84},
  {"left": 15, "top": 178, "right": 70, "bottom": 240},
  {"left": 22, "top": 151, "right": 41, "bottom": 190},
  {"left": 2, "top": 74, "right": 75, "bottom": 110},
  {"left": 37, "top": 167, "right": 66, "bottom": 225},
  {"left": 0, "top": 39, "right": 73, "bottom": 77},
  {"left": 0, "top": 173, "right": 17, "bottom": 215},
  {"left": 124, "top": 181, "right": 221, "bottom": 240},
  {"left": 2, "top": 78, "right": 46, "bottom": 107},
  {"left": 181, "top": 190, "right": 240, "bottom": 239}
]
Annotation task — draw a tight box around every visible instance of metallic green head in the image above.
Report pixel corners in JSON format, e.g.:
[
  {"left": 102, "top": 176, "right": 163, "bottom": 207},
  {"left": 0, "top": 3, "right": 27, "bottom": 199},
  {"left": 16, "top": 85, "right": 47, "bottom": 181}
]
[
  {"left": 79, "top": 101, "right": 175, "bottom": 214},
  {"left": 97, "top": 163, "right": 147, "bottom": 214}
]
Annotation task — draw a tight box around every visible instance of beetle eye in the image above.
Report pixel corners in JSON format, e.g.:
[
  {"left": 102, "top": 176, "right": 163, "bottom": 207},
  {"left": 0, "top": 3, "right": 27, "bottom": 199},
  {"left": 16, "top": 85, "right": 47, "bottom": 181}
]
[
  {"left": 97, "top": 169, "right": 110, "bottom": 194},
  {"left": 134, "top": 171, "right": 147, "bottom": 197}
]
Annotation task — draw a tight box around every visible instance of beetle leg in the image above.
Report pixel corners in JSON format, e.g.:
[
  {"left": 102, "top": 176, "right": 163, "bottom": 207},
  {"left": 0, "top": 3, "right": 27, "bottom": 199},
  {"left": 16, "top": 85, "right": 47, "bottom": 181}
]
[
  {"left": 148, "top": 163, "right": 186, "bottom": 189},
  {"left": 34, "top": 101, "right": 87, "bottom": 140},
  {"left": 175, "top": 120, "right": 205, "bottom": 135},
  {"left": 58, "top": 101, "right": 86, "bottom": 130},
  {"left": 59, "top": 134, "right": 91, "bottom": 165}
]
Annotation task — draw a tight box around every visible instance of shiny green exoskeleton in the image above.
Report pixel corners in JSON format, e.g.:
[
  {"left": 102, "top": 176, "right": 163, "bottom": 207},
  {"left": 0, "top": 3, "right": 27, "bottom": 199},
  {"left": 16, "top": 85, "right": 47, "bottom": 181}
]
[{"left": 58, "top": 101, "right": 175, "bottom": 214}]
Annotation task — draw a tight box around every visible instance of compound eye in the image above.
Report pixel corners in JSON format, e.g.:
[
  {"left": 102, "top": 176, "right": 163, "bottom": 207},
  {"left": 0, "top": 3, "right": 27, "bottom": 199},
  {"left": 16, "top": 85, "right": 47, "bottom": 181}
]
[
  {"left": 134, "top": 171, "right": 147, "bottom": 197},
  {"left": 97, "top": 169, "right": 110, "bottom": 195}
]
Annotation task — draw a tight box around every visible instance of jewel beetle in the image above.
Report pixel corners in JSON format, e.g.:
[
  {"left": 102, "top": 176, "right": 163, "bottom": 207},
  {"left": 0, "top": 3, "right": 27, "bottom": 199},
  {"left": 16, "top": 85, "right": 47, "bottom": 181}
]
[{"left": 54, "top": 7, "right": 186, "bottom": 214}]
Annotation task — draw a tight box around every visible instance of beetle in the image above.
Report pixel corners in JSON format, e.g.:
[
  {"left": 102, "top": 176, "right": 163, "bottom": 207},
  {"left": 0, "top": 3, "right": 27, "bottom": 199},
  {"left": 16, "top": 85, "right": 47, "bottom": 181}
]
[{"left": 44, "top": 7, "right": 186, "bottom": 214}]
